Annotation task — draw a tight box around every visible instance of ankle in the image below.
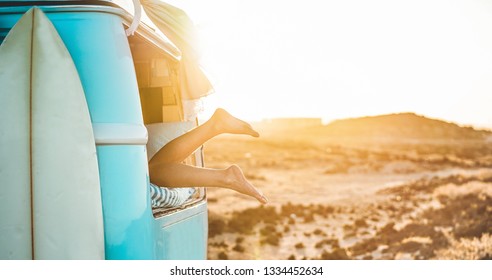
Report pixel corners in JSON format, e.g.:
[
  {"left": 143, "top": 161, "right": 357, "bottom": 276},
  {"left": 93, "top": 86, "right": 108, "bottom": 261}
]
[
  {"left": 223, "top": 165, "right": 235, "bottom": 184},
  {"left": 203, "top": 115, "right": 222, "bottom": 136}
]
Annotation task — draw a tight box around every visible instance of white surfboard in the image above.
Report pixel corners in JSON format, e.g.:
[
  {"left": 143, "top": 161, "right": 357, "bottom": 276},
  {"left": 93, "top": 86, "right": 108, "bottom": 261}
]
[
  {"left": 0, "top": 6, "right": 32, "bottom": 260},
  {"left": 0, "top": 8, "right": 105, "bottom": 259}
]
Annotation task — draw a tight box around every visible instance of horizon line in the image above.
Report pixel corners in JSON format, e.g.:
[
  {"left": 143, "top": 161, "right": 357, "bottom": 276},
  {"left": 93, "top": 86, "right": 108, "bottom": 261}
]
[{"left": 247, "top": 112, "right": 492, "bottom": 131}]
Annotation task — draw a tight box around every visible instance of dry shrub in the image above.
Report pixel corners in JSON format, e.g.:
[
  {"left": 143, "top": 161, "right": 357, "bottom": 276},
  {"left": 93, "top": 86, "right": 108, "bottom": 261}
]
[{"left": 434, "top": 234, "right": 492, "bottom": 260}]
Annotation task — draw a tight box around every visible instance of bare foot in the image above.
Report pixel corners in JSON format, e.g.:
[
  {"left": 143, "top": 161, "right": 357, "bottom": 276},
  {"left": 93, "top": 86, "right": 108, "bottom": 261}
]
[
  {"left": 211, "top": 108, "right": 259, "bottom": 137},
  {"left": 224, "top": 165, "right": 268, "bottom": 204}
]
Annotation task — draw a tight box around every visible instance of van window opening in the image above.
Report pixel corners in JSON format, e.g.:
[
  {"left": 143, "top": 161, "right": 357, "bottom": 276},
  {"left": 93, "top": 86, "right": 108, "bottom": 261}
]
[{"left": 128, "top": 32, "right": 206, "bottom": 217}]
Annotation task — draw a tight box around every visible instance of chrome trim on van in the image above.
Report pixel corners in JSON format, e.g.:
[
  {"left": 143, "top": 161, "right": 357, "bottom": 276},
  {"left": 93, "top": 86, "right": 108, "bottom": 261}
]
[
  {"left": 155, "top": 200, "right": 208, "bottom": 228},
  {"left": 93, "top": 123, "right": 148, "bottom": 145}
]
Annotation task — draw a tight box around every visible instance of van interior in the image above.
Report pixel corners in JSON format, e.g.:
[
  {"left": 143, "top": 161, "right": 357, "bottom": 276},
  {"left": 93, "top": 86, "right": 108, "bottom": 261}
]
[{"left": 128, "top": 31, "right": 206, "bottom": 216}]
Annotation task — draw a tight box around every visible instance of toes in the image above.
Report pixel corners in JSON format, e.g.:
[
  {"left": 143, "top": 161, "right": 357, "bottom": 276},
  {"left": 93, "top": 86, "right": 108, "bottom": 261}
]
[
  {"left": 244, "top": 186, "right": 267, "bottom": 204},
  {"left": 257, "top": 193, "right": 268, "bottom": 204},
  {"left": 244, "top": 124, "right": 260, "bottom": 137},
  {"left": 213, "top": 108, "right": 259, "bottom": 137},
  {"left": 246, "top": 183, "right": 268, "bottom": 204},
  {"left": 247, "top": 184, "right": 267, "bottom": 204},
  {"left": 227, "top": 165, "right": 266, "bottom": 204}
]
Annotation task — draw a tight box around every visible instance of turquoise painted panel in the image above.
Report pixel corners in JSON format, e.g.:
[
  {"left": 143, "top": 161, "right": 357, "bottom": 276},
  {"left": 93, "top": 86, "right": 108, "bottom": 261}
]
[
  {"left": 49, "top": 9, "right": 152, "bottom": 259},
  {"left": 97, "top": 145, "right": 155, "bottom": 260},
  {"left": 0, "top": 13, "right": 22, "bottom": 44},
  {"left": 155, "top": 210, "right": 208, "bottom": 260},
  {"left": 0, "top": 8, "right": 142, "bottom": 124},
  {"left": 50, "top": 12, "right": 143, "bottom": 124}
]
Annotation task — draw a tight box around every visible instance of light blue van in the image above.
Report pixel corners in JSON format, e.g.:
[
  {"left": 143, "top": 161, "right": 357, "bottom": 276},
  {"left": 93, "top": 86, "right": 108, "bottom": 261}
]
[{"left": 0, "top": 0, "right": 208, "bottom": 259}]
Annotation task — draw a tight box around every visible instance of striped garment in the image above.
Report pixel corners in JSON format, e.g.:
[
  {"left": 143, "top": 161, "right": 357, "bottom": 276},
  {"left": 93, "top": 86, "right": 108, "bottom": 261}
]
[{"left": 149, "top": 183, "right": 196, "bottom": 208}]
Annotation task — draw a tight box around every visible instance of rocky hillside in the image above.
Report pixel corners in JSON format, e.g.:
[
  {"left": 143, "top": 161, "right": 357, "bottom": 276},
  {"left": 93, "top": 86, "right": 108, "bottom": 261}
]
[{"left": 306, "top": 113, "right": 491, "bottom": 140}]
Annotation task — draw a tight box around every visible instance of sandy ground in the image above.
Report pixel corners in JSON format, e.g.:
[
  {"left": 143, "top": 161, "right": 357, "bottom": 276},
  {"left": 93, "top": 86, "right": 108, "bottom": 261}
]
[{"left": 203, "top": 128, "right": 492, "bottom": 260}]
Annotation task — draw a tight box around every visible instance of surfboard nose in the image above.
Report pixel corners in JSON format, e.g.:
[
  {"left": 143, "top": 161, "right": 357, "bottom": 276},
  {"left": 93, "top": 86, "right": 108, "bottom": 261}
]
[
  {"left": 0, "top": 7, "right": 36, "bottom": 261},
  {"left": 0, "top": 7, "right": 104, "bottom": 260}
]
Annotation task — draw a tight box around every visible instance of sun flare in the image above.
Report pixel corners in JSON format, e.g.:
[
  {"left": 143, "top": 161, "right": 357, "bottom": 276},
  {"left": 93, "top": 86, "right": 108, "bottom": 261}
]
[{"left": 163, "top": 0, "right": 492, "bottom": 128}]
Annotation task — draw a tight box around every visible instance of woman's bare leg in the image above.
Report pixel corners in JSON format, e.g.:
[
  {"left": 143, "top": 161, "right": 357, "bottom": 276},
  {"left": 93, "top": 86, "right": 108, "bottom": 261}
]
[
  {"left": 149, "top": 108, "right": 259, "bottom": 167},
  {"left": 148, "top": 108, "right": 267, "bottom": 204},
  {"left": 149, "top": 162, "right": 268, "bottom": 204}
]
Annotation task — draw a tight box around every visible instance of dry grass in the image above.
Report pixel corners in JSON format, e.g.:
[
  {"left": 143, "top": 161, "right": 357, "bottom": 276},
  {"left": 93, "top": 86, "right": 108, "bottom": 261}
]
[{"left": 204, "top": 121, "right": 492, "bottom": 260}]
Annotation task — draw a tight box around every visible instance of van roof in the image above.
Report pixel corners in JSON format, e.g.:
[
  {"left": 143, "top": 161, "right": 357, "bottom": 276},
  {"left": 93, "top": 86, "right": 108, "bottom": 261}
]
[{"left": 0, "top": 0, "right": 181, "bottom": 60}]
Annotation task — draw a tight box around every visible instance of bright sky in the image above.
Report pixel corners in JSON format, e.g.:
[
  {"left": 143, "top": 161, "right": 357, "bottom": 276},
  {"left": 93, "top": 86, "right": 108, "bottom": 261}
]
[{"left": 165, "top": 0, "right": 492, "bottom": 128}]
